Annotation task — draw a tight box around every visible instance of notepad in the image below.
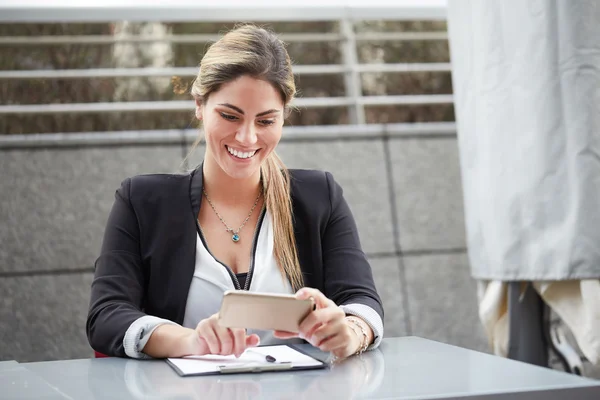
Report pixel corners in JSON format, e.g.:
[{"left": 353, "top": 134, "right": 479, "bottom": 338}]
[{"left": 166, "top": 345, "right": 326, "bottom": 376}]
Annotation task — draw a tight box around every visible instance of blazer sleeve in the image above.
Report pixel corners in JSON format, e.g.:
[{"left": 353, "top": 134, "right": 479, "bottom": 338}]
[
  {"left": 321, "top": 171, "right": 384, "bottom": 322},
  {"left": 86, "top": 177, "right": 149, "bottom": 357}
]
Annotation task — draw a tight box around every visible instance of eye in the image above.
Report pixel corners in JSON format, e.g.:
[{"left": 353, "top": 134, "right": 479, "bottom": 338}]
[
  {"left": 258, "top": 119, "right": 275, "bottom": 126},
  {"left": 219, "top": 112, "right": 238, "bottom": 121}
]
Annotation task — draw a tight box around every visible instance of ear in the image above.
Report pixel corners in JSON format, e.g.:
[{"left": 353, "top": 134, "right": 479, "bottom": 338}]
[{"left": 194, "top": 98, "right": 203, "bottom": 121}]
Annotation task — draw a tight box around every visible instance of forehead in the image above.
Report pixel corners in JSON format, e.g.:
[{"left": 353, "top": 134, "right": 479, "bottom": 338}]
[{"left": 207, "top": 75, "right": 284, "bottom": 110}]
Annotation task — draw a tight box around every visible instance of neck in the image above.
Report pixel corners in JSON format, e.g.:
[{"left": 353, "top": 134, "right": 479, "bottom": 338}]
[{"left": 202, "top": 155, "right": 262, "bottom": 205}]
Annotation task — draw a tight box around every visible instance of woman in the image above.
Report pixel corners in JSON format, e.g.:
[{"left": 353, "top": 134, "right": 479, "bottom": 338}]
[{"left": 86, "top": 25, "right": 383, "bottom": 360}]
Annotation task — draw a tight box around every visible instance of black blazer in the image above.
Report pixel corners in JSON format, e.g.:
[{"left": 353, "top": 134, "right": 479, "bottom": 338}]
[{"left": 87, "top": 166, "right": 383, "bottom": 357}]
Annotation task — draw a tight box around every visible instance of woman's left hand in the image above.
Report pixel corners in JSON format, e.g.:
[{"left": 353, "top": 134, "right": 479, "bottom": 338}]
[{"left": 273, "top": 287, "right": 361, "bottom": 359}]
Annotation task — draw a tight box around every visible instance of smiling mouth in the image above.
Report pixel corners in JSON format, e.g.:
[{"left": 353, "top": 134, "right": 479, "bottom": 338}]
[{"left": 226, "top": 145, "right": 258, "bottom": 159}]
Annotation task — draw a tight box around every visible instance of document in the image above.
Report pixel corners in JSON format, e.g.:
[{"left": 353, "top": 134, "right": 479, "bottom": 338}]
[{"left": 166, "top": 345, "right": 326, "bottom": 376}]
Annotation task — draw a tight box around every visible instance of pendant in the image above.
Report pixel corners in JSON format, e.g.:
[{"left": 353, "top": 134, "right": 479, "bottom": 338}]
[{"left": 232, "top": 233, "right": 240, "bottom": 242}]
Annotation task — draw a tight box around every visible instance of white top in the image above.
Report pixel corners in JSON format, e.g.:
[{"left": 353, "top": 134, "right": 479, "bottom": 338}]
[{"left": 123, "top": 211, "right": 383, "bottom": 358}]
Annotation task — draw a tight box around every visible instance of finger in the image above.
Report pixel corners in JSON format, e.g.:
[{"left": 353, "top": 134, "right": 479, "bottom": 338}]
[
  {"left": 245, "top": 334, "right": 260, "bottom": 348},
  {"left": 216, "top": 326, "right": 234, "bottom": 355},
  {"left": 295, "top": 288, "right": 334, "bottom": 309},
  {"left": 299, "top": 307, "right": 344, "bottom": 338},
  {"left": 315, "top": 334, "right": 345, "bottom": 351},
  {"left": 318, "top": 333, "right": 347, "bottom": 353},
  {"left": 273, "top": 330, "right": 299, "bottom": 339},
  {"left": 231, "top": 328, "right": 246, "bottom": 357},
  {"left": 304, "top": 322, "right": 324, "bottom": 342},
  {"left": 210, "top": 318, "right": 234, "bottom": 355},
  {"left": 196, "top": 321, "right": 221, "bottom": 355},
  {"left": 311, "top": 319, "right": 347, "bottom": 347}
]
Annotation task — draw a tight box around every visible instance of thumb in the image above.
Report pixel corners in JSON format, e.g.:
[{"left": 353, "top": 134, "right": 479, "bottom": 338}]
[
  {"left": 296, "top": 287, "right": 327, "bottom": 309},
  {"left": 245, "top": 334, "right": 260, "bottom": 348}
]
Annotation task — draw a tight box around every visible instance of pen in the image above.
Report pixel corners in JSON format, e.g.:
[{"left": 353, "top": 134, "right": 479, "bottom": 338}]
[{"left": 245, "top": 349, "right": 277, "bottom": 363}]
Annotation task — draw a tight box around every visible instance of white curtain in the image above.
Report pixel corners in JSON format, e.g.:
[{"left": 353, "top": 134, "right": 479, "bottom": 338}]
[{"left": 447, "top": 0, "right": 600, "bottom": 281}]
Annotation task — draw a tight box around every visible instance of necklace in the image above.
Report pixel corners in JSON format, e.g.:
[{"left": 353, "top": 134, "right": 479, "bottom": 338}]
[{"left": 202, "top": 188, "right": 262, "bottom": 243}]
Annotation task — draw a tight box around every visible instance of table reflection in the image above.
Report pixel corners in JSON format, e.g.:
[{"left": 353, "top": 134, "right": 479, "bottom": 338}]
[{"left": 88, "top": 348, "right": 385, "bottom": 400}]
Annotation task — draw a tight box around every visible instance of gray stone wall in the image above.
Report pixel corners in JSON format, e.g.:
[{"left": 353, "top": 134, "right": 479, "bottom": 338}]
[{"left": 0, "top": 134, "right": 488, "bottom": 362}]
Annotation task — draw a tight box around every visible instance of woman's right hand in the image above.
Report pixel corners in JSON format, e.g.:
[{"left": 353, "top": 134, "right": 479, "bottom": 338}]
[{"left": 187, "top": 313, "right": 260, "bottom": 358}]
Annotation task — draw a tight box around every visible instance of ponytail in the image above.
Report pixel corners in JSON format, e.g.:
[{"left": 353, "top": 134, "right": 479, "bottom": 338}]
[{"left": 261, "top": 151, "right": 304, "bottom": 291}]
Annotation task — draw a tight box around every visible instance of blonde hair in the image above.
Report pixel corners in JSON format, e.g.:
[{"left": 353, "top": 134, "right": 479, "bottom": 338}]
[{"left": 189, "top": 25, "right": 303, "bottom": 291}]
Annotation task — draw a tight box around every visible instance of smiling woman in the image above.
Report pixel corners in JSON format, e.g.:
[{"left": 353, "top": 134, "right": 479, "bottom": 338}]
[
  {"left": 86, "top": 24, "right": 384, "bottom": 362},
  {"left": 198, "top": 78, "right": 285, "bottom": 180}
]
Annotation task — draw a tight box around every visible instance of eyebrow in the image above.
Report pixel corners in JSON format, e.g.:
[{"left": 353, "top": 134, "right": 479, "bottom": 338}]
[{"left": 218, "top": 103, "right": 280, "bottom": 117}]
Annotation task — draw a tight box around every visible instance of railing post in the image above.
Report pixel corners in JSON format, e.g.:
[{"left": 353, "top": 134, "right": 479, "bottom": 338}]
[{"left": 340, "top": 19, "right": 365, "bottom": 125}]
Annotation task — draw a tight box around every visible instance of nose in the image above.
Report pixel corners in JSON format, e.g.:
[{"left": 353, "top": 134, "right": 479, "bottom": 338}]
[{"left": 235, "top": 122, "right": 258, "bottom": 146}]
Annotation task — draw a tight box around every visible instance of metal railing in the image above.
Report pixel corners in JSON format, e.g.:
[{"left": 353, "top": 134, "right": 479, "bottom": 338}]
[
  {"left": 0, "top": 1, "right": 452, "bottom": 146},
  {"left": 0, "top": 62, "right": 452, "bottom": 80}
]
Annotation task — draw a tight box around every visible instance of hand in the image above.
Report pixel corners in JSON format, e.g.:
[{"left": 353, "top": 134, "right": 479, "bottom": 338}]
[
  {"left": 187, "top": 313, "right": 260, "bottom": 357},
  {"left": 273, "top": 288, "right": 361, "bottom": 359}
]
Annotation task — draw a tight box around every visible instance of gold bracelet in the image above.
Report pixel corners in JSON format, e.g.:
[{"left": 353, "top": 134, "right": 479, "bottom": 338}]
[{"left": 346, "top": 316, "right": 369, "bottom": 355}]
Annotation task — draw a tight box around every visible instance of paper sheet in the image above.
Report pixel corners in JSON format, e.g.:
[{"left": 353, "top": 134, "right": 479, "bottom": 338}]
[{"left": 167, "top": 345, "right": 323, "bottom": 375}]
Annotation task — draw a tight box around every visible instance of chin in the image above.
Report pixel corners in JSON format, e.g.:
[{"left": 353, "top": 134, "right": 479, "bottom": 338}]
[
  {"left": 224, "top": 169, "right": 259, "bottom": 181},
  {"left": 221, "top": 160, "right": 261, "bottom": 181}
]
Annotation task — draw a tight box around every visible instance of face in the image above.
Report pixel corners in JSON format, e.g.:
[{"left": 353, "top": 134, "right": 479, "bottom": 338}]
[{"left": 196, "top": 75, "right": 285, "bottom": 181}]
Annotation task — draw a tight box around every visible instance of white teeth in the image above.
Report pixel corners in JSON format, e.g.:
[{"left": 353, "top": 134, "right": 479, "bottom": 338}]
[{"left": 227, "top": 146, "right": 256, "bottom": 159}]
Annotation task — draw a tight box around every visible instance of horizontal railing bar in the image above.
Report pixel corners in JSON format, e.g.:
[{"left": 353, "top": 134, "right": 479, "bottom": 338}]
[
  {"left": 0, "top": 101, "right": 195, "bottom": 114},
  {"left": 0, "top": 4, "right": 448, "bottom": 23},
  {"left": 0, "top": 31, "right": 447, "bottom": 46},
  {"left": 0, "top": 33, "right": 342, "bottom": 45},
  {"left": 356, "top": 62, "right": 450, "bottom": 73},
  {"left": 0, "top": 129, "right": 185, "bottom": 147},
  {"left": 0, "top": 122, "right": 457, "bottom": 148},
  {"left": 0, "top": 65, "right": 345, "bottom": 79},
  {"left": 358, "top": 94, "right": 453, "bottom": 105},
  {"left": 0, "top": 63, "right": 450, "bottom": 80},
  {"left": 0, "top": 67, "right": 194, "bottom": 79},
  {"left": 355, "top": 31, "right": 448, "bottom": 41},
  {"left": 0, "top": 95, "right": 453, "bottom": 114}
]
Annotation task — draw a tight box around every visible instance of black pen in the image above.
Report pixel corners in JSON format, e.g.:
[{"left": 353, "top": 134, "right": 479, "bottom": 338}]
[{"left": 246, "top": 349, "right": 277, "bottom": 363}]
